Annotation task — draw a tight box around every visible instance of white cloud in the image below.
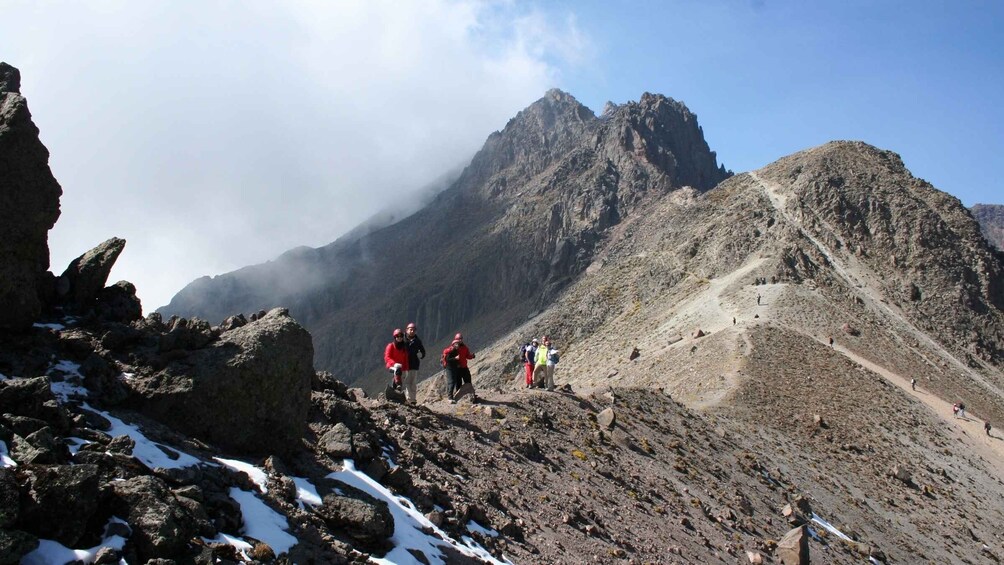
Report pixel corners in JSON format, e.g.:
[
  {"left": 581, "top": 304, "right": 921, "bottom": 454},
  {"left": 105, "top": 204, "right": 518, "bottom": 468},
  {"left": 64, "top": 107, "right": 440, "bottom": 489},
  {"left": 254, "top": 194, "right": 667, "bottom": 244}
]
[{"left": 0, "top": 1, "right": 589, "bottom": 311}]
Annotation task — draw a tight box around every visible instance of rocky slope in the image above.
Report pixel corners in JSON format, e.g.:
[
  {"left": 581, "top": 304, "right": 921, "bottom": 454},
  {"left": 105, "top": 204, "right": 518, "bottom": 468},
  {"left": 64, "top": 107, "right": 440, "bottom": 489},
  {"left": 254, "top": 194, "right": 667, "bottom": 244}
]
[
  {"left": 161, "top": 90, "right": 731, "bottom": 392},
  {"left": 973, "top": 203, "right": 1004, "bottom": 250}
]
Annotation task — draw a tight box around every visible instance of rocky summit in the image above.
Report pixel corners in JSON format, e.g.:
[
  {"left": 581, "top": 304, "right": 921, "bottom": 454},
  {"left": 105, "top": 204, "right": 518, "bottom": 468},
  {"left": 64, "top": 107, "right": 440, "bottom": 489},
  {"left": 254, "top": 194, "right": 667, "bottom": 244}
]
[
  {"left": 973, "top": 203, "right": 1004, "bottom": 250},
  {"left": 3, "top": 61, "right": 1004, "bottom": 564}
]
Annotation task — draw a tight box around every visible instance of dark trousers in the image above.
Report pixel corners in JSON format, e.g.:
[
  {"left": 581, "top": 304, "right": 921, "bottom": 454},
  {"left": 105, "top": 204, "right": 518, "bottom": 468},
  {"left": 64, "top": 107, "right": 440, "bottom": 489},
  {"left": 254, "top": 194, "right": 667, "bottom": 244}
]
[{"left": 446, "top": 366, "right": 459, "bottom": 398}]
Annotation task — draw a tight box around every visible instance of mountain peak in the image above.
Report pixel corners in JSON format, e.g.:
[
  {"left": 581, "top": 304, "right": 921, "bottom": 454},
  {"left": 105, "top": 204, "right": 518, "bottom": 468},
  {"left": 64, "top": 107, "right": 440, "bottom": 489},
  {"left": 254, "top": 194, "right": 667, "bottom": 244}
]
[{"left": 0, "top": 61, "right": 21, "bottom": 94}]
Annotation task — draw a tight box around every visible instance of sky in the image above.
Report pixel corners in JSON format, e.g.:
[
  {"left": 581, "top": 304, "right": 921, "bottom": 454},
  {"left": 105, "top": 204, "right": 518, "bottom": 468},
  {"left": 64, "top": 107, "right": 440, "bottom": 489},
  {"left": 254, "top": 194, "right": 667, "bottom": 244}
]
[{"left": 2, "top": 1, "right": 1001, "bottom": 311}]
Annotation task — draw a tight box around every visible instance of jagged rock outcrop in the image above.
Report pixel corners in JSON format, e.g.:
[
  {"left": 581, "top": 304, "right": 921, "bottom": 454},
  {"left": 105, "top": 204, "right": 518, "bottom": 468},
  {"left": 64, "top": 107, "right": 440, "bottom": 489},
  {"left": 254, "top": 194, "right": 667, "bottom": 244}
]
[
  {"left": 0, "top": 62, "right": 62, "bottom": 330},
  {"left": 973, "top": 203, "right": 1004, "bottom": 250},
  {"left": 162, "top": 89, "right": 731, "bottom": 390},
  {"left": 126, "top": 308, "right": 313, "bottom": 456},
  {"left": 57, "top": 237, "right": 128, "bottom": 313}
]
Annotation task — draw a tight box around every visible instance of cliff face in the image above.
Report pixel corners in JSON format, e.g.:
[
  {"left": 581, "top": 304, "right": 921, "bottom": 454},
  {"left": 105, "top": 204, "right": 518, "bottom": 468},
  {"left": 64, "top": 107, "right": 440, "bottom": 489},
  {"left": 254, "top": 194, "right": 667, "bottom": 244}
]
[
  {"left": 162, "top": 89, "right": 731, "bottom": 389},
  {"left": 0, "top": 62, "right": 62, "bottom": 330},
  {"left": 973, "top": 203, "right": 1004, "bottom": 250}
]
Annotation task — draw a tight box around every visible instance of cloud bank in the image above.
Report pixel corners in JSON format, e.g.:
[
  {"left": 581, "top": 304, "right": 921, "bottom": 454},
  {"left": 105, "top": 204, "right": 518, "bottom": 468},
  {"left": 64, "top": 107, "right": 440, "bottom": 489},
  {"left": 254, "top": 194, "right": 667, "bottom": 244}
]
[{"left": 1, "top": 1, "right": 588, "bottom": 310}]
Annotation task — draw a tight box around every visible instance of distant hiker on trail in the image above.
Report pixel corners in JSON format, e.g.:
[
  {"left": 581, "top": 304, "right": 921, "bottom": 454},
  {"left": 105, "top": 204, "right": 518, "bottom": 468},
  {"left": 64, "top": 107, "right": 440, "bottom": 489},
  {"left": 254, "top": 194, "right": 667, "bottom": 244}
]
[
  {"left": 403, "top": 322, "right": 425, "bottom": 405},
  {"left": 986, "top": 421, "right": 993, "bottom": 436},
  {"left": 523, "top": 338, "right": 539, "bottom": 389},
  {"left": 828, "top": 336, "right": 834, "bottom": 347},
  {"left": 545, "top": 340, "right": 560, "bottom": 391},
  {"left": 732, "top": 317, "right": 736, "bottom": 325},
  {"left": 757, "top": 294, "right": 761, "bottom": 305},
  {"left": 953, "top": 403, "right": 960, "bottom": 418},
  {"left": 958, "top": 402, "right": 967, "bottom": 419},
  {"left": 910, "top": 378, "right": 916, "bottom": 391},
  {"left": 384, "top": 328, "right": 409, "bottom": 392}
]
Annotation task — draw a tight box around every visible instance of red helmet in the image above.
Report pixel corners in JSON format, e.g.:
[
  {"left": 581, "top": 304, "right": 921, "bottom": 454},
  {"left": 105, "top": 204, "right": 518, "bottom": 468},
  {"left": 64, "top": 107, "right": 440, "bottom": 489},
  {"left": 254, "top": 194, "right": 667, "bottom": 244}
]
[
  {"left": 454, "top": 333, "right": 463, "bottom": 341},
  {"left": 406, "top": 322, "right": 416, "bottom": 330},
  {"left": 393, "top": 328, "right": 403, "bottom": 337}
]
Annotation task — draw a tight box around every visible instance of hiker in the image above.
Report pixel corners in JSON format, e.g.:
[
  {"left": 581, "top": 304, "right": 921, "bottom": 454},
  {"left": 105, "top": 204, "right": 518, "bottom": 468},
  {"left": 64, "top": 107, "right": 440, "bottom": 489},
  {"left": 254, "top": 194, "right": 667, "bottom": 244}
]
[
  {"left": 910, "top": 378, "right": 916, "bottom": 391},
  {"left": 757, "top": 294, "right": 761, "bottom": 305},
  {"left": 986, "top": 421, "right": 993, "bottom": 436},
  {"left": 523, "top": 338, "right": 539, "bottom": 389},
  {"left": 732, "top": 317, "right": 736, "bottom": 325},
  {"left": 450, "top": 333, "right": 476, "bottom": 403},
  {"left": 402, "top": 322, "right": 425, "bottom": 405},
  {"left": 383, "top": 328, "right": 409, "bottom": 391},
  {"left": 442, "top": 340, "right": 462, "bottom": 402},
  {"left": 828, "top": 336, "right": 834, "bottom": 347},
  {"left": 959, "top": 402, "right": 967, "bottom": 419},
  {"left": 953, "top": 403, "right": 959, "bottom": 418},
  {"left": 545, "top": 339, "right": 560, "bottom": 391}
]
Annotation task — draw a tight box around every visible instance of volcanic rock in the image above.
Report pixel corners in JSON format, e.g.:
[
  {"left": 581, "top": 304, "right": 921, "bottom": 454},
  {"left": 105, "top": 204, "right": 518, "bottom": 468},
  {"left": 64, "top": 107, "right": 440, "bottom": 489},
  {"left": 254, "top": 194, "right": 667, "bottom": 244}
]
[
  {"left": 17, "top": 464, "right": 101, "bottom": 546},
  {"left": 126, "top": 308, "right": 313, "bottom": 456},
  {"left": 0, "top": 62, "right": 62, "bottom": 330},
  {"left": 776, "top": 525, "right": 809, "bottom": 565},
  {"left": 110, "top": 475, "right": 202, "bottom": 560},
  {"left": 57, "top": 237, "right": 127, "bottom": 313}
]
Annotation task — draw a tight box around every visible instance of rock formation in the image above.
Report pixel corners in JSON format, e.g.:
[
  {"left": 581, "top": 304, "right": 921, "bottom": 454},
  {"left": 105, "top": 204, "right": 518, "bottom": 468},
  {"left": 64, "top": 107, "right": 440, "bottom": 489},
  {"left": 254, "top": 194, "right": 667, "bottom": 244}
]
[
  {"left": 0, "top": 62, "right": 62, "bottom": 330},
  {"left": 973, "top": 203, "right": 1004, "bottom": 250}
]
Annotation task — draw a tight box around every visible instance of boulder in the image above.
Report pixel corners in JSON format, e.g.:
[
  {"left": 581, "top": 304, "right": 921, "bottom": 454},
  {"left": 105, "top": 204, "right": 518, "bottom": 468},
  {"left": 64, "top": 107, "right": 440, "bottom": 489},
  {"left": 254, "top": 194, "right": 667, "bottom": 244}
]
[
  {"left": 629, "top": 347, "right": 641, "bottom": 360},
  {"left": 0, "top": 529, "right": 38, "bottom": 565},
  {"left": 890, "top": 464, "right": 912, "bottom": 484},
  {"left": 0, "top": 62, "right": 63, "bottom": 331},
  {"left": 0, "top": 467, "right": 19, "bottom": 527},
  {"left": 58, "top": 237, "right": 126, "bottom": 312},
  {"left": 318, "top": 423, "right": 354, "bottom": 458},
  {"left": 841, "top": 323, "right": 860, "bottom": 336},
  {"left": 318, "top": 491, "right": 394, "bottom": 546},
  {"left": 95, "top": 280, "right": 143, "bottom": 322},
  {"left": 776, "top": 525, "right": 809, "bottom": 565},
  {"left": 0, "top": 377, "right": 69, "bottom": 433},
  {"left": 110, "top": 475, "right": 200, "bottom": 560},
  {"left": 597, "top": 407, "right": 616, "bottom": 430},
  {"left": 17, "top": 464, "right": 101, "bottom": 546},
  {"left": 128, "top": 308, "right": 313, "bottom": 456}
]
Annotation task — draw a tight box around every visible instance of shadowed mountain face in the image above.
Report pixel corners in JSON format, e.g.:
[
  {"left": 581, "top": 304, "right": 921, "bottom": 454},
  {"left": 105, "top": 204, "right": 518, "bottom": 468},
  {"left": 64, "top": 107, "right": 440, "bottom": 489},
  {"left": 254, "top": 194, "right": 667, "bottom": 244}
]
[
  {"left": 973, "top": 203, "right": 1004, "bottom": 250},
  {"left": 161, "top": 90, "right": 731, "bottom": 389}
]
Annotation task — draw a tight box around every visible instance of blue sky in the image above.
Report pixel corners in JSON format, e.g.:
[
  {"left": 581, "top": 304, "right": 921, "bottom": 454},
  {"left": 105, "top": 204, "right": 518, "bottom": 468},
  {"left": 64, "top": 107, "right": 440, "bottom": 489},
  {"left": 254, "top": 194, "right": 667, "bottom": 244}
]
[
  {"left": 546, "top": 1, "right": 1002, "bottom": 206},
  {"left": 1, "top": 1, "right": 1000, "bottom": 309}
]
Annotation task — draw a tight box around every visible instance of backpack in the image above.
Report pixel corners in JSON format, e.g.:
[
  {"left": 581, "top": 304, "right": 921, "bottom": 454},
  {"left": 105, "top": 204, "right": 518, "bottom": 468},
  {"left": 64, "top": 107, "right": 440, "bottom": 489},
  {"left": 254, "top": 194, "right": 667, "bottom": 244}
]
[{"left": 549, "top": 351, "right": 559, "bottom": 364}]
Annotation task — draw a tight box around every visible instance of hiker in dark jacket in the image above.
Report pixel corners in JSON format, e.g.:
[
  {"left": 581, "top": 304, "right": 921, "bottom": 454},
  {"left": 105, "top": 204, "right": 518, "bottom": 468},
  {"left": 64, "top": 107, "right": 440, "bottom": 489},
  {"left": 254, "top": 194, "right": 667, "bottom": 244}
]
[
  {"left": 442, "top": 340, "right": 462, "bottom": 403},
  {"left": 523, "top": 338, "right": 538, "bottom": 389},
  {"left": 403, "top": 322, "right": 425, "bottom": 405}
]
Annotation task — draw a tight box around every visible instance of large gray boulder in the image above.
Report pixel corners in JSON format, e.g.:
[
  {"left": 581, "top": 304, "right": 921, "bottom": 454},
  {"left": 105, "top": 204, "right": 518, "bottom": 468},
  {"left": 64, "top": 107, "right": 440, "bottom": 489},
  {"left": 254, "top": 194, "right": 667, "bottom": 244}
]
[
  {"left": 0, "top": 62, "right": 62, "bottom": 330},
  {"left": 110, "top": 475, "right": 201, "bottom": 561},
  {"left": 129, "top": 308, "right": 314, "bottom": 456},
  {"left": 17, "top": 464, "right": 101, "bottom": 547},
  {"left": 57, "top": 237, "right": 127, "bottom": 312}
]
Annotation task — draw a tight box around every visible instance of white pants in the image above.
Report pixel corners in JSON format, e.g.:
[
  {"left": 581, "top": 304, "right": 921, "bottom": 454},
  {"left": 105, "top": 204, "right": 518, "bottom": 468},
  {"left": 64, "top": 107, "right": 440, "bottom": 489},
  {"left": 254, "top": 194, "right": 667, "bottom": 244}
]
[
  {"left": 533, "top": 364, "right": 555, "bottom": 389},
  {"left": 403, "top": 370, "right": 419, "bottom": 404}
]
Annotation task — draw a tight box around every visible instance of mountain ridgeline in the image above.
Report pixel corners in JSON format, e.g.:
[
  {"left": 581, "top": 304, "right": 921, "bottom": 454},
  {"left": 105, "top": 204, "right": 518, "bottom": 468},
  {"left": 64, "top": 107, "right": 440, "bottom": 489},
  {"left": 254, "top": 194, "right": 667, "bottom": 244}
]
[{"left": 161, "top": 90, "right": 732, "bottom": 388}]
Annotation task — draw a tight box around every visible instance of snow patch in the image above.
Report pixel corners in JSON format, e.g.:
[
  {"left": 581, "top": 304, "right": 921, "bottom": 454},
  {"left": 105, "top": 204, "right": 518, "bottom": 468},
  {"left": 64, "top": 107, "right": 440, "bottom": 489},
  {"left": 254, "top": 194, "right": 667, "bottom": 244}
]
[
  {"left": 0, "top": 440, "right": 16, "bottom": 467},
  {"left": 21, "top": 517, "right": 129, "bottom": 565},
  {"left": 82, "top": 402, "right": 201, "bottom": 469},
  {"left": 33, "top": 322, "right": 65, "bottom": 330},
  {"left": 202, "top": 532, "right": 254, "bottom": 561},
  {"left": 66, "top": 437, "right": 91, "bottom": 456},
  {"left": 467, "top": 520, "right": 499, "bottom": 538},
  {"left": 292, "top": 476, "right": 323, "bottom": 508},
  {"left": 811, "top": 513, "right": 852, "bottom": 541},
  {"left": 229, "top": 487, "right": 298, "bottom": 555},
  {"left": 216, "top": 457, "right": 269, "bottom": 493},
  {"left": 329, "top": 459, "right": 508, "bottom": 565}
]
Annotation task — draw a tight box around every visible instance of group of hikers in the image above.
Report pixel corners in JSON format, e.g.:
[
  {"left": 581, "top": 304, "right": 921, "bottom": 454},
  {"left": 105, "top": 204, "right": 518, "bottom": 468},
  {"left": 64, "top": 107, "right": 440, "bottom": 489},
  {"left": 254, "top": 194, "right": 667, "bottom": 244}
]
[
  {"left": 383, "top": 324, "right": 562, "bottom": 404},
  {"left": 519, "top": 336, "right": 560, "bottom": 391},
  {"left": 382, "top": 324, "right": 477, "bottom": 405}
]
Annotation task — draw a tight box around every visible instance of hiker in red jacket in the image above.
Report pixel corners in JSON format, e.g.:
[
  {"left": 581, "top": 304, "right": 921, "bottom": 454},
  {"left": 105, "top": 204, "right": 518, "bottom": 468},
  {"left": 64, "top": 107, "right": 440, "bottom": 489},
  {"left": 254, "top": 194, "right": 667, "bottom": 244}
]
[
  {"left": 449, "top": 333, "right": 477, "bottom": 403},
  {"left": 384, "top": 328, "right": 409, "bottom": 391}
]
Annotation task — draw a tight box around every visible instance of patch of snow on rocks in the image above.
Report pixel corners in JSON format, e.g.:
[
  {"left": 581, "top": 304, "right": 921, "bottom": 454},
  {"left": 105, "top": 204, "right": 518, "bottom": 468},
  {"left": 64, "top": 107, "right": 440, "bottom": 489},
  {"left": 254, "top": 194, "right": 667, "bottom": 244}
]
[
  {"left": 0, "top": 440, "right": 15, "bottom": 467},
  {"left": 292, "top": 476, "right": 323, "bottom": 508},
  {"left": 330, "top": 459, "right": 508, "bottom": 565},
  {"left": 21, "top": 516, "right": 130, "bottom": 565},
  {"left": 216, "top": 457, "right": 269, "bottom": 493},
  {"left": 229, "top": 487, "right": 297, "bottom": 555},
  {"left": 82, "top": 402, "right": 201, "bottom": 469}
]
